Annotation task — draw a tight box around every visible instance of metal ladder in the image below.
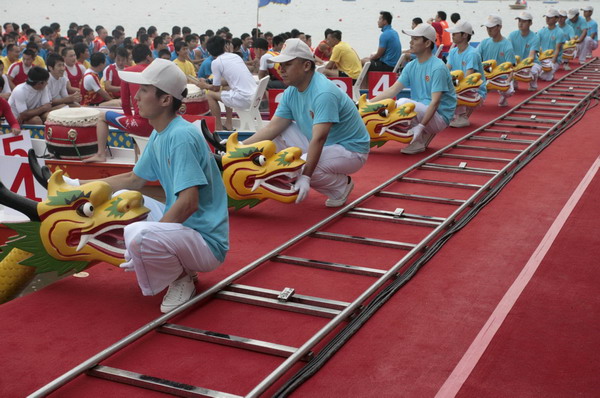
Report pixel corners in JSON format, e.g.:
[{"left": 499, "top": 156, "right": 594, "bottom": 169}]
[{"left": 29, "top": 59, "right": 600, "bottom": 398}]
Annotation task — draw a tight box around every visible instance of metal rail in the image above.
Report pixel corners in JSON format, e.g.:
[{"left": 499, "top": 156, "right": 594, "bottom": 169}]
[{"left": 28, "top": 58, "right": 600, "bottom": 398}]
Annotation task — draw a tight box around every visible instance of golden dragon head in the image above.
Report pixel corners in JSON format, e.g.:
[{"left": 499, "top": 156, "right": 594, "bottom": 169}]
[
  {"left": 358, "top": 94, "right": 417, "bottom": 147},
  {"left": 562, "top": 37, "right": 577, "bottom": 61},
  {"left": 36, "top": 171, "right": 150, "bottom": 266},
  {"left": 221, "top": 133, "right": 305, "bottom": 207},
  {"left": 450, "top": 70, "right": 483, "bottom": 107},
  {"left": 538, "top": 49, "right": 555, "bottom": 72},
  {"left": 513, "top": 56, "right": 534, "bottom": 82},
  {"left": 482, "top": 59, "right": 514, "bottom": 91}
]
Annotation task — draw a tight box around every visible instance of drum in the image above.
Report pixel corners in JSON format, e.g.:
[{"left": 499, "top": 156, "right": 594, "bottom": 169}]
[
  {"left": 45, "top": 108, "right": 100, "bottom": 160},
  {"left": 178, "top": 84, "right": 209, "bottom": 115}
]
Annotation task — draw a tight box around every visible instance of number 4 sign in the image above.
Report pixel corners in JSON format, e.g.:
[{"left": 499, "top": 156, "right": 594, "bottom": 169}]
[{"left": 368, "top": 72, "right": 398, "bottom": 98}]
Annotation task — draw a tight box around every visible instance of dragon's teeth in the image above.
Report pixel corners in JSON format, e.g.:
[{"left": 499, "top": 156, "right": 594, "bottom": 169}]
[
  {"left": 76, "top": 234, "right": 91, "bottom": 252},
  {"left": 251, "top": 179, "right": 262, "bottom": 192}
]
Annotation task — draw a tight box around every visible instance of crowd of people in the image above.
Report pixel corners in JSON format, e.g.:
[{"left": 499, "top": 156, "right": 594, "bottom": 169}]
[{"left": 0, "top": 6, "right": 597, "bottom": 312}]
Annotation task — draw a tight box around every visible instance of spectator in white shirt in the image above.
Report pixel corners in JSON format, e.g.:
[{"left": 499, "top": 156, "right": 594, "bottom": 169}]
[
  {"left": 46, "top": 53, "right": 81, "bottom": 106},
  {"left": 8, "top": 66, "right": 52, "bottom": 124}
]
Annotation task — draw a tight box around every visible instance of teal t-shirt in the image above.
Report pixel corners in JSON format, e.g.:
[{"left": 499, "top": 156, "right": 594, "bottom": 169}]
[
  {"left": 447, "top": 45, "right": 487, "bottom": 99},
  {"left": 558, "top": 23, "right": 576, "bottom": 62},
  {"left": 274, "top": 72, "right": 370, "bottom": 154},
  {"left": 398, "top": 55, "right": 456, "bottom": 124},
  {"left": 477, "top": 37, "right": 517, "bottom": 65},
  {"left": 508, "top": 30, "right": 541, "bottom": 63},
  {"left": 567, "top": 16, "right": 588, "bottom": 38},
  {"left": 133, "top": 116, "right": 229, "bottom": 262},
  {"left": 587, "top": 19, "right": 598, "bottom": 43},
  {"left": 537, "top": 26, "right": 565, "bottom": 52}
]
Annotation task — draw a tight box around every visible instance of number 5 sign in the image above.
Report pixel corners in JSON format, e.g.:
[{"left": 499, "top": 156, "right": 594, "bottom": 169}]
[
  {"left": 0, "top": 133, "right": 46, "bottom": 203},
  {"left": 368, "top": 72, "right": 398, "bottom": 98}
]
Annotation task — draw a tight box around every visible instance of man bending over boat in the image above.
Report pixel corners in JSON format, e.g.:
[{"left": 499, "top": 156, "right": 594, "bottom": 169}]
[
  {"left": 370, "top": 24, "right": 456, "bottom": 154},
  {"left": 71, "top": 59, "right": 229, "bottom": 313},
  {"left": 243, "top": 38, "right": 370, "bottom": 207}
]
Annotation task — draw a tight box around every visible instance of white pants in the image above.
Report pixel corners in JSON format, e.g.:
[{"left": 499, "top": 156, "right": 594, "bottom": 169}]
[
  {"left": 274, "top": 122, "right": 368, "bottom": 200},
  {"left": 539, "top": 61, "right": 559, "bottom": 81},
  {"left": 122, "top": 194, "right": 221, "bottom": 296},
  {"left": 531, "top": 63, "right": 542, "bottom": 82},
  {"left": 455, "top": 98, "right": 485, "bottom": 119},
  {"left": 499, "top": 81, "right": 515, "bottom": 100},
  {"left": 396, "top": 98, "right": 448, "bottom": 136},
  {"left": 578, "top": 37, "right": 598, "bottom": 63}
]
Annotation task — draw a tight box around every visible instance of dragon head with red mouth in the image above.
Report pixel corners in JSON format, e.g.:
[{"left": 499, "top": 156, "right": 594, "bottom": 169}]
[
  {"left": 450, "top": 70, "right": 484, "bottom": 107},
  {"left": 221, "top": 133, "right": 305, "bottom": 208},
  {"left": 37, "top": 171, "right": 150, "bottom": 266},
  {"left": 513, "top": 56, "right": 534, "bottom": 82},
  {"left": 358, "top": 94, "right": 418, "bottom": 147},
  {"left": 482, "top": 59, "right": 514, "bottom": 92}
]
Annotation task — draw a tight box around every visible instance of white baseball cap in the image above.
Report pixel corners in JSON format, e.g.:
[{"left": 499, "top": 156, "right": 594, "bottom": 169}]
[
  {"left": 567, "top": 8, "right": 579, "bottom": 19},
  {"left": 516, "top": 11, "right": 533, "bottom": 21},
  {"left": 402, "top": 23, "right": 437, "bottom": 43},
  {"left": 119, "top": 59, "right": 188, "bottom": 100},
  {"left": 446, "top": 21, "right": 475, "bottom": 35},
  {"left": 269, "top": 38, "right": 315, "bottom": 63},
  {"left": 482, "top": 14, "right": 503, "bottom": 28},
  {"left": 581, "top": 6, "right": 594, "bottom": 12},
  {"left": 558, "top": 9, "right": 568, "bottom": 17},
  {"left": 544, "top": 9, "right": 560, "bottom": 18}
]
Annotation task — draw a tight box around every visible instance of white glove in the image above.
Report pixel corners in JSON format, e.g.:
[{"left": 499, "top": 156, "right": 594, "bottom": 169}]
[
  {"left": 119, "top": 252, "right": 135, "bottom": 272},
  {"left": 62, "top": 176, "right": 81, "bottom": 186},
  {"left": 408, "top": 123, "right": 425, "bottom": 139},
  {"left": 293, "top": 175, "right": 311, "bottom": 204}
]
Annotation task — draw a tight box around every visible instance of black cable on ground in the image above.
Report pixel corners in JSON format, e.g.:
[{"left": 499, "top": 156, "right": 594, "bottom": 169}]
[{"left": 272, "top": 95, "right": 597, "bottom": 397}]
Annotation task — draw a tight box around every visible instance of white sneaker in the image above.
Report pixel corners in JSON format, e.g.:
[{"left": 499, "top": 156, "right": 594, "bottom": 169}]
[
  {"left": 563, "top": 64, "right": 571, "bottom": 71},
  {"left": 498, "top": 96, "right": 509, "bottom": 107},
  {"left": 529, "top": 81, "right": 538, "bottom": 91},
  {"left": 325, "top": 178, "right": 354, "bottom": 207},
  {"left": 160, "top": 275, "right": 196, "bottom": 313},
  {"left": 401, "top": 130, "right": 434, "bottom": 154},
  {"left": 449, "top": 114, "right": 470, "bottom": 128}
]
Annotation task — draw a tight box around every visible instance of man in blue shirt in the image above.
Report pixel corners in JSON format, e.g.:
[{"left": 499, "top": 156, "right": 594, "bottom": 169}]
[
  {"left": 558, "top": 9, "right": 577, "bottom": 70},
  {"left": 479, "top": 14, "right": 516, "bottom": 107},
  {"left": 84, "top": 59, "right": 229, "bottom": 313},
  {"left": 371, "top": 24, "right": 456, "bottom": 154},
  {"left": 537, "top": 8, "right": 564, "bottom": 81},
  {"left": 581, "top": 6, "right": 598, "bottom": 61},
  {"left": 567, "top": 8, "right": 591, "bottom": 64},
  {"left": 509, "top": 11, "right": 542, "bottom": 91},
  {"left": 446, "top": 21, "right": 487, "bottom": 128},
  {"left": 362, "top": 11, "right": 401, "bottom": 72},
  {"left": 244, "top": 39, "right": 370, "bottom": 207}
]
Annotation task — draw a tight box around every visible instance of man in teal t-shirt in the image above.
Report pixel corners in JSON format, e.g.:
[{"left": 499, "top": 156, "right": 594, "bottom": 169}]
[
  {"left": 558, "top": 9, "right": 577, "bottom": 69},
  {"left": 370, "top": 24, "right": 456, "bottom": 154},
  {"left": 478, "top": 14, "right": 517, "bottom": 107},
  {"left": 93, "top": 59, "right": 229, "bottom": 313},
  {"left": 508, "top": 11, "right": 542, "bottom": 91},
  {"left": 537, "top": 8, "right": 564, "bottom": 81},
  {"left": 244, "top": 39, "right": 370, "bottom": 208},
  {"left": 567, "top": 8, "right": 592, "bottom": 64},
  {"left": 446, "top": 21, "right": 487, "bottom": 128},
  {"left": 581, "top": 6, "right": 598, "bottom": 62}
]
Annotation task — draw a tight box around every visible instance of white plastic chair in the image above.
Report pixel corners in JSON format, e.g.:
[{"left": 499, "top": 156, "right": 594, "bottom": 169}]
[
  {"left": 235, "top": 75, "right": 270, "bottom": 131},
  {"left": 392, "top": 56, "right": 404, "bottom": 74},
  {"left": 434, "top": 44, "right": 444, "bottom": 58},
  {"left": 352, "top": 61, "right": 371, "bottom": 102},
  {"left": 128, "top": 134, "right": 150, "bottom": 162},
  {"left": 316, "top": 64, "right": 326, "bottom": 74}
]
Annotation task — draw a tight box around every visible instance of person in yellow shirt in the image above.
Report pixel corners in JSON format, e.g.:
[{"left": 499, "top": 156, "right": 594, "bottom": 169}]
[
  {"left": 322, "top": 30, "right": 363, "bottom": 81},
  {"left": 23, "top": 42, "right": 46, "bottom": 68},
  {"left": 173, "top": 40, "right": 195, "bottom": 77},
  {"left": 1, "top": 44, "right": 21, "bottom": 72}
]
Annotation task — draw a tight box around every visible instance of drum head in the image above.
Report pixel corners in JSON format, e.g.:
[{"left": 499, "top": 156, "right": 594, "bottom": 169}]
[{"left": 46, "top": 107, "right": 101, "bottom": 127}]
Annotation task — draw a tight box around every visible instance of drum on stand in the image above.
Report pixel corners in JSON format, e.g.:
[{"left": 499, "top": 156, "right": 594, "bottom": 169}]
[
  {"left": 45, "top": 108, "right": 100, "bottom": 160},
  {"left": 178, "top": 84, "right": 209, "bottom": 115}
]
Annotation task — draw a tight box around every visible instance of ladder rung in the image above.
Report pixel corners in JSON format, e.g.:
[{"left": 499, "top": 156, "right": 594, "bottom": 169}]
[
  {"left": 421, "top": 163, "right": 499, "bottom": 176},
  {"left": 483, "top": 128, "right": 543, "bottom": 137},
  {"left": 227, "top": 283, "right": 350, "bottom": 310},
  {"left": 439, "top": 153, "right": 511, "bottom": 163},
  {"left": 312, "top": 231, "right": 416, "bottom": 250},
  {"left": 353, "top": 207, "right": 447, "bottom": 222},
  {"left": 454, "top": 144, "right": 523, "bottom": 154},
  {"left": 544, "top": 87, "right": 588, "bottom": 94},
  {"left": 528, "top": 100, "right": 573, "bottom": 107},
  {"left": 377, "top": 190, "right": 466, "bottom": 205},
  {"left": 518, "top": 105, "right": 570, "bottom": 113},
  {"left": 492, "top": 122, "right": 548, "bottom": 130},
  {"left": 347, "top": 208, "right": 444, "bottom": 227},
  {"left": 511, "top": 111, "right": 565, "bottom": 118},
  {"left": 469, "top": 136, "right": 535, "bottom": 144},
  {"left": 159, "top": 324, "right": 309, "bottom": 359},
  {"left": 535, "top": 96, "right": 580, "bottom": 102},
  {"left": 87, "top": 365, "right": 242, "bottom": 398},
  {"left": 217, "top": 290, "right": 342, "bottom": 318},
  {"left": 401, "top": 176, "right": 483, "bottom": 189},
  {"left": 273, "top": 255, "right": 387, "bottom": 278},
  {"left": 503, "top": 116, "right": 557, "bottom": 124}
]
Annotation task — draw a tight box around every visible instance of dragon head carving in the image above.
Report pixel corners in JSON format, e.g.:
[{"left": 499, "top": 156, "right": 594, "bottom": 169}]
[
  {"left": 450, "top": 70, "right": 483, "bottom": 107},
  {"left": 513, "top": 56, "right": 534, "bottom": 82},
  {"left": 562, "top": 38, "right": 577, "bottom": 61},
  {"left": 482, "top": 59, "right": 514, "bottom": 91},
  {"left": 358, "top": 94, "right": 417, "bottom": 147},
  {"left": 538, "top": 49, "right": 555, "bottom": 72},
  {"left": 221, "top": 133, "right": 305, "bottom": 208}
]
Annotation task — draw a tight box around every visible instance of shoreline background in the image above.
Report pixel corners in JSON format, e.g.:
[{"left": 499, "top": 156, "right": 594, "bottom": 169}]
[{"left": 2, "top": 0, "right": 592, "bottom": 58}]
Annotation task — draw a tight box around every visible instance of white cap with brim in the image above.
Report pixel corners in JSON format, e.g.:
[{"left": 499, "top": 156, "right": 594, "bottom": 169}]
[
  {"left": 446, "top": 21, "right": 475, "bottom": 35},
  {"left": 581, "top": 6, "right": 593, "bottom": 12},
  {"left": 516, "top": 11, "right": 533, "bottom": 21},
  {"left": 119, "top": 59, "right": 188, "bottom": 100},
  {"left": 567, "top": 8, "right": 579, "bottom": 19},
  {"left": 558, "top": 9, "right": 568, "bottom": 17},
  {"left": 544, "top": 9, "right": 560, "bottom": 18},
  {"left": 269, "top": 38, "right": 315, "bottom": 63},
  {"left": 402, "top": 24, "right": 437, "bottom": 43},
  {"left": 482, "top": 14, "right": 503, "bottom": 28}
]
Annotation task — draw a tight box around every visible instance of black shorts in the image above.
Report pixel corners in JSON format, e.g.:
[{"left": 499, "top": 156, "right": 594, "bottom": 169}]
[
  {"left": 368, "top": 60, "right": 395, "bottom": 72},
  {"left": 338, "top": 71, "right": 358, "bottom": 84}
]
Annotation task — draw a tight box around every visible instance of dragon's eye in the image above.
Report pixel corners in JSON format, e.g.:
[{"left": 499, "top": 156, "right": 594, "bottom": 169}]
[
  {"left": 252, "top": 154, "right": 267, "bottom": 167},
  {"left": 77, "top": 202, "right": 94, "bottom": 217},
  {"left": 453, "top": 78, "right": 459, "bottom": 87}
]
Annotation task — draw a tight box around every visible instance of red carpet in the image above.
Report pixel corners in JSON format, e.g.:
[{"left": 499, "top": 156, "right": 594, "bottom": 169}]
[{"left": 1, "top": 60, "right": 600, "bottom": 397}]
